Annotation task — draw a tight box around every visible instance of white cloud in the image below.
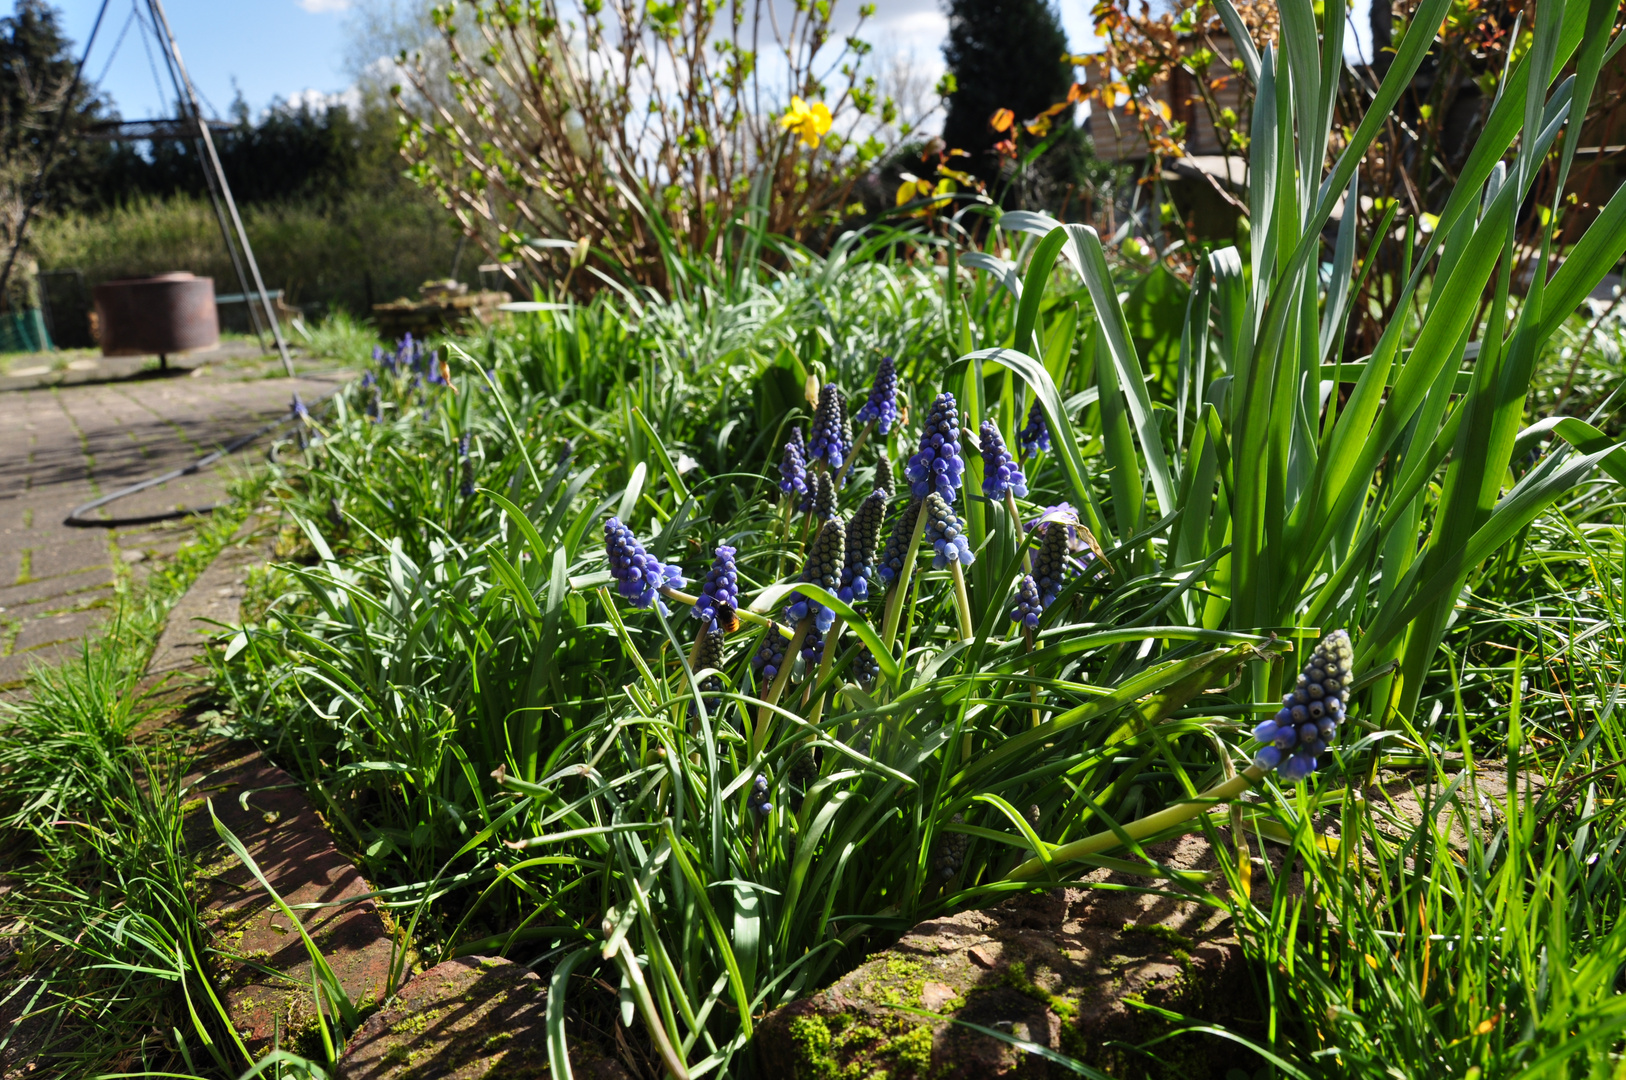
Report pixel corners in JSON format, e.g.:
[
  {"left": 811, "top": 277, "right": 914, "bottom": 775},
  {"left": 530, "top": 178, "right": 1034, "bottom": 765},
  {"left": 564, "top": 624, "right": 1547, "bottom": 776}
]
[
  {"left": 297, "top": 0, "right": 352, "bottom": 13},
  {"left": 276, "top": 85, "right": 364, "bottom": 115}
]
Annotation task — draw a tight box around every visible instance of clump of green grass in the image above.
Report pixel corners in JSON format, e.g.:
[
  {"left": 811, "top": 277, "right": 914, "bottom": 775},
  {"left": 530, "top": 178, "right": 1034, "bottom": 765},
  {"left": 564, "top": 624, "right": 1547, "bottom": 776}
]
[
  {"left": 296, "top": 309, "right": 380, "bottom": 367},
  {"left": 0, "top": 467, "right": 331, "bottom": 1079}
]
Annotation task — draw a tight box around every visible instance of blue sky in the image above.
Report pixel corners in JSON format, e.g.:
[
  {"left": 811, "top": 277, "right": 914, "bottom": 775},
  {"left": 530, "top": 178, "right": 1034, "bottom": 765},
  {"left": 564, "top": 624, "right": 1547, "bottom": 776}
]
[
  {"left": 57, "top": 0, "right": 357, "bottom": 120},
  {"left": 54, "top": 1, "right": 1102, "bottom": 122}
]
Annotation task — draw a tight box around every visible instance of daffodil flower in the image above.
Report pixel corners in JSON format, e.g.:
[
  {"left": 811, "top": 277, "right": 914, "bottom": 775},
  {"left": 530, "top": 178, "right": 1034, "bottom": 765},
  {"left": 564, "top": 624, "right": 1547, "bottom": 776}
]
[{"left": 780, "top": 96, "right": 832, "bottom": 149}]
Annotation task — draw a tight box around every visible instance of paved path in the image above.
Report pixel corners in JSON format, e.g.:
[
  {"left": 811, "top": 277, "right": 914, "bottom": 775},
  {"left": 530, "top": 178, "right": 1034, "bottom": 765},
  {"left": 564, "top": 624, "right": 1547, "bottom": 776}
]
[{"left": 0, "top": 368, "right": 344, "bottom": 689}]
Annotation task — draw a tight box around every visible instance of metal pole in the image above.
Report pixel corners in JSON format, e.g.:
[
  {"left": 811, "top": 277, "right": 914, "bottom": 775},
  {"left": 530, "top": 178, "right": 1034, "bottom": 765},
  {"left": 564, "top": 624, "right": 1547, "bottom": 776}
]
[
  {"left": 144, "top": 0, "right": 293, "bottom": 377},
  {"left": 0, "top": 0, "right": 111, "bottom": 313},
  {"left": 136, "top": 3, "right": 266, "bottom": 350},
  {"left": 194, "top": 126, "right": 269, "bottom": 348}
]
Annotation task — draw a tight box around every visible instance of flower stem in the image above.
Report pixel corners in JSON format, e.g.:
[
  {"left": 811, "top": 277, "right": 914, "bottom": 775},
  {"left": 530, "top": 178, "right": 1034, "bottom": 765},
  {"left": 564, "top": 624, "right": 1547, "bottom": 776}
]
[
  {"left": 803, "top": 618, "right": 844, "bottom": 728},
  {"left": 774, "top": 498, "right": 793, "bottom": 579},
  {"left": 1004, "top": 766, "right": 1266, "bottom": 881},
  {"left": 833, "top": 419, "right": 874, "bottom": 489},
  {"left": 1005, "top": 489, "right": 1029, "bottom": 573},
  {"left": 949, "top": 561, "right": 974, "bottom": 642},
  {"left": 1025, "top": 628, "right": 1040, "bottom": 728},
  {"left": 752, "top": 618, "right": 810, "bottom": 757},
  {"left": 880, "top": 505, "right": 928, "bottom": 656}
]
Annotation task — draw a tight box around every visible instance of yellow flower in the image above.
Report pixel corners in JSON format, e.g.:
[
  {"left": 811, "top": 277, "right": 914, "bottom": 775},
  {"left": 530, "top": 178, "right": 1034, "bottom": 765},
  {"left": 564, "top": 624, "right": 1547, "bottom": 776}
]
[{"left": 780, "top": 96, "right": 833, "bottom": 149}]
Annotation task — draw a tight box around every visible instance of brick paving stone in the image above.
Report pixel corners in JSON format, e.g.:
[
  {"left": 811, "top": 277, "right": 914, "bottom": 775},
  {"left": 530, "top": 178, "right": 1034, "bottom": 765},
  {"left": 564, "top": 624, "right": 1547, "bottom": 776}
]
[
  {"left": 185, "top": 747, "right": 396, "bottom": 1057},
  {"left": 338, "top": 956, "right": 632, "bottom": 1080}
]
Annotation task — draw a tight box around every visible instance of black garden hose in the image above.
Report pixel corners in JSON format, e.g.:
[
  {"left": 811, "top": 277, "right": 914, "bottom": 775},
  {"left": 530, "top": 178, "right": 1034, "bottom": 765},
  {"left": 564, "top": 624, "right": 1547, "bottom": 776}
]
[{"left": 64, "top": 388, "right": 342, "bottom": 528}]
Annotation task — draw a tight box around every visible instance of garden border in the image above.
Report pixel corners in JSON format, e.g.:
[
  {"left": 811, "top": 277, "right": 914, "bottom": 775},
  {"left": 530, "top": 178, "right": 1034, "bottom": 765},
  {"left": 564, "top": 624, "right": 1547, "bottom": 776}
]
[{"left": 145, "top": 527, "right": 626, "bottom": 1075}]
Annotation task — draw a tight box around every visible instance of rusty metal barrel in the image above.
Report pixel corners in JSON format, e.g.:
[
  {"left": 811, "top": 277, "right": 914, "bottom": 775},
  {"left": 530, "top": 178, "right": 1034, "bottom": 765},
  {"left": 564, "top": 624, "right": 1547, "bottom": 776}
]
[{"left": 93, "top": 272, "right": 219, "bottom": 360}]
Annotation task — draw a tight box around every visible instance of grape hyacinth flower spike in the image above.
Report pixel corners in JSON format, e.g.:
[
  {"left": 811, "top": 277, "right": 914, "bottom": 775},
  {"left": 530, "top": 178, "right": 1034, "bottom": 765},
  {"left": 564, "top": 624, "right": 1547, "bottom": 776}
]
[
  {"left": 799, "top": 626, "right": 825, "bottom": 668},
  {"left": 851, "top": 644, "right": 879, "bottom": 687},
  {"left": 932, "top": 816, "right": 968, "bottom": 881},
  {"left": 778, "top": 431, "right": 809, "bottom": 505},
  {"left": 874, "top": 456, "right": 895, "bottom": 499},
  {"left": 1252, "top": 630, "right": 1353, "bottom": 783},
  {"left": 1009, "top": 574, "right": 1042, "bottom": 632},
  {"left": 689, "top": 626, "right": 726, "bottom": 718},
  {"left": 751, "top": 632, "right": 789, "bottom": 686},
  {"left": 923, "top": 493, "right": 974, "bottom": 570},
  {"left": 925, "top": 492, "right": 977, "bottom": 640},
  {"left": 748, "top": 774, "right": 773, "bottom": 818},
  {"left": 785, "top": 518, "right": 844, "bottom": 633},
  {"left": 1018, "top": 398, "right": 1052, "bottom": 458},
  {"left": 854, "top": 355, "right": 900, "bottom": 434},
  {"left": 812, "top": 470, "right": 836, "bottom": 520},
  {"left": 458, "top": 433, "right": 476, "bottom": 497},
  {"left": 1032, "top": 521, "right": 1072, "bottom": 609},
  {"left": 978, "top": 420, "right": 1027, "bottom": 499},
  {"left": 876, "top": 498, "right": 923, "bottom": 586},
  {"left": 692, "top": 545, "right": 740, "bottom": 632},
  {"left": 603, "top": 517, "right": 685, "bottom": 614},
  {"left": 808, "top": 384, "right": 849, "bottom": 473},
  {"left": 839, "top": 489, "right": 888, "bottom": 603},
  {"left": 906, "top": 392, "right": 964, "bottom": 504}
]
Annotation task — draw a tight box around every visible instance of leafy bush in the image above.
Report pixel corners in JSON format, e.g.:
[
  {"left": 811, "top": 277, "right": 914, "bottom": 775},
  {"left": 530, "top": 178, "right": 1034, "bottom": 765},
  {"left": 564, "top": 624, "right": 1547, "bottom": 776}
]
[{"left": 391, "top": 0, "right": 926, "bottom": 296}]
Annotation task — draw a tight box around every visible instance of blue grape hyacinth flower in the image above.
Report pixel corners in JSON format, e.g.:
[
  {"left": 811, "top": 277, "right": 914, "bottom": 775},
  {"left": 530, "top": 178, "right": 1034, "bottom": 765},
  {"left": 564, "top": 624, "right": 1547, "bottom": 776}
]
[
  {"left": 603, "top": 517, "right": 685, "bottom": 614},
  {"left": 854, "top": 355, "right": 900, "bottom": 434},
  {"left": 906, "top": 392, "right": 964, "bottom": 504},
  {"left": 1009, "top": 574, "right": 1042, "bottom": 631},
  {"left": 785, "top": 518, "right": 844, "bottom": 633},
  {"left": 978, "top": 420, "right": 1027, "bottom": 499},
  {"left": 458, "top": 433, "right": 475, "bottom": 497},
  {"left": 1032, "top": 521, "right": 1072, "bottom": 609},
  {"left": 1251, "top": 630, "right": 1353, "bottom": 783},
  {"left": 800, "top": 626, "right": 825, "bottom": 668},
  {"left": 923, "top": 493, "right": 974, "bottom": 570},
  {"left": 809, "top": 384, "right": 849, "bottom": 473},
  {"left": 1018, "top": 399, "right": 1052, "bottom": 457},
  {"left": 752, "top": 631, "right": 789, "bottom": 685},
  {"left": 693, "top": 545, "right": 740, "bottom": 631},
  {"left": 748, "top": 774, "right": 773, "bottom": 817},
  {"left": 779, "top": 429, "right": 809, "bottom": 504},
  {"left": 851, "top": 644, "right": 879, "bottom": 687},
  {"left": 839, "top": 489, "right": 889, "bottom": 602}
]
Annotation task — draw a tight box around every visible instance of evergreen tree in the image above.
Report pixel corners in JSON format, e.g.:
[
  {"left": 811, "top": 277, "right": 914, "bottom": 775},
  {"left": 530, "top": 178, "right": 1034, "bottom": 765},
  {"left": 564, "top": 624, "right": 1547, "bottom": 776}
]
[
  {"left": 939, "top": 0, "right": 1085, "bottom": 205},
  {"left": 0, "top": 0, "right": 113, "bottom": 207}
]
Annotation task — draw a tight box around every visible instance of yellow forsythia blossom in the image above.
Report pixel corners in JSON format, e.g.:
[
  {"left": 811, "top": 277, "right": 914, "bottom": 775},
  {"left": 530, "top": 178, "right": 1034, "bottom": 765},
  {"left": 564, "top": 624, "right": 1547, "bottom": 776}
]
[{"left": 781, "top": 96, "right": 833, "bottom": 149}]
